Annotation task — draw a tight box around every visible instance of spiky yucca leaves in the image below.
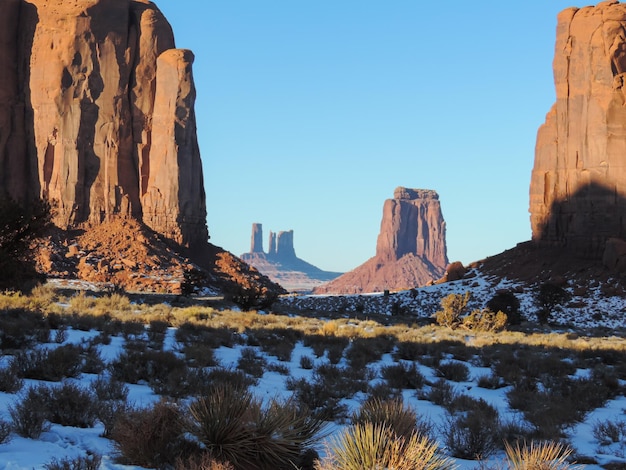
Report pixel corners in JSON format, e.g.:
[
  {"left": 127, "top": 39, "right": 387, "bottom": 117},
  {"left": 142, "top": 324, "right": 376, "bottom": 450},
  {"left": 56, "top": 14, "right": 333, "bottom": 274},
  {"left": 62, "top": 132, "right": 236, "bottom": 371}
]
[
  {"left": 188, "top": 384, "right": 325, "bottom": 470},
  {"left": 504, "top": 441, "right": 578, "bottom": 470},
  {"left": 317, "top": 423, "right": 456, "bottom": 470},
  {"left": 352, "top": 397, "right": 421, "bottom": 441}
]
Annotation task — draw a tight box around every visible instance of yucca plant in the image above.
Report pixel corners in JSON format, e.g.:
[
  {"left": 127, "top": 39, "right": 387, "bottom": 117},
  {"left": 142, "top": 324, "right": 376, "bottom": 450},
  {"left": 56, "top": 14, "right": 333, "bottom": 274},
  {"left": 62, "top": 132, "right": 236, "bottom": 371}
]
[
  {"left": 504, "top": 440, "right": 578, "bottom": 470},
  {"left": 188, "top": 384, "right": 325, "bottom": 470},
  {"left": 317, "top": 423, "right": 456, "bottom": 470},
  {"left": 352, "top": 397, "right": 420, "bottom": 441}
]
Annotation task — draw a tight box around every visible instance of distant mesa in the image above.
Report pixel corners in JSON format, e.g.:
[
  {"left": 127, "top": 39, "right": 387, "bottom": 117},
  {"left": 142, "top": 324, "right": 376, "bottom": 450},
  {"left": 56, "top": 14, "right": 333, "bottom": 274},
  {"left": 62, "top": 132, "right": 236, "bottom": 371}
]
[
  {"left": 241, "top": 224, "right": 342, "bottom": 292},
  {"left": 314, "top": 187, "right": 448, "bottom": 294}
]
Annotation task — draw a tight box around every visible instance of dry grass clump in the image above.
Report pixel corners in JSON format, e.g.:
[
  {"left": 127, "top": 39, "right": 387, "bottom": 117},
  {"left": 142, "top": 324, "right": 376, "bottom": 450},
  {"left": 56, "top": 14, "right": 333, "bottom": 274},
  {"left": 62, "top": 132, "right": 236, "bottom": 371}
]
[
  {"left": 352, "top": 398, "right": 432, "bottom": 442},
  {"left": 504, "top": 440, "right": 578, "bottom": 470},
  {"left": 43, "top": 452, "right": 101, "bottom": 470},
  {"left": 317, "top": 423, "right": 455, "bottom": 470}
]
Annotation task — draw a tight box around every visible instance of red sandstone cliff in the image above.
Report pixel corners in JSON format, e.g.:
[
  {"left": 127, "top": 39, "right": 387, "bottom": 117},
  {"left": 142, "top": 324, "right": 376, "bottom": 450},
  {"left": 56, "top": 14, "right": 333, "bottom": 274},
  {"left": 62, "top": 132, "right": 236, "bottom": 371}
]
[
  {"left": 0, "top": 0, "right": 207, "bottom": 247},
  {"left": 314, "top": 187, "right": 448, "bottom": 294},
  {"left": 530, "top": 1, "right": 626, "bottom": 261}
]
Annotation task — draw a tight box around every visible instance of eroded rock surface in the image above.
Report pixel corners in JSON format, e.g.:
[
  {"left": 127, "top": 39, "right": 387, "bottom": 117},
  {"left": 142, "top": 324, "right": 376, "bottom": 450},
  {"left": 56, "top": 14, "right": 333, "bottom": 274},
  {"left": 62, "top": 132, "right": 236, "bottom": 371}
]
[
  {"left": 531, "top": 1, "right": 626, "bottom": 260},
  {"left": 314, "top": 187, "right": 448, "bottom": 294},
  {"left": 0, "top": 0, "right": 207, "bottom": 247}
]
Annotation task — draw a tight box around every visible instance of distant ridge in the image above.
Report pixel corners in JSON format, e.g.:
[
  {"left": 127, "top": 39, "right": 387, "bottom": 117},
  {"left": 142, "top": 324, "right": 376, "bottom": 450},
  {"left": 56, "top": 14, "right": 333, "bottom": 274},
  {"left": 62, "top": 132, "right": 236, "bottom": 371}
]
[{"left": 241, "top": 224, "right": 342, "bottom": 292}]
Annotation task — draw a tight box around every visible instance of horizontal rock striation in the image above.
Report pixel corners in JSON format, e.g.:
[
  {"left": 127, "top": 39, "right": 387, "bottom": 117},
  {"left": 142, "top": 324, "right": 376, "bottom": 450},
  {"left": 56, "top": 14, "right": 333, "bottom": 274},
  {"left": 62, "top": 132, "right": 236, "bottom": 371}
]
[
  {"left": 530, "top": 1, "right": 626, "bottom": 260},
  {"left": 0, "top": 0, "right": 207, "bottom": 247}
]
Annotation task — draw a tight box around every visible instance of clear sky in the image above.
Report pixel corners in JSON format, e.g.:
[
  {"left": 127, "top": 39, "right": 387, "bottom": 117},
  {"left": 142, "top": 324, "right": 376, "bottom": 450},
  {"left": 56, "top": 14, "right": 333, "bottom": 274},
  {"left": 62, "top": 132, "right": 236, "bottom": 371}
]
[{"left": 155, "top": 1, "right": 593, "bottom": 273}]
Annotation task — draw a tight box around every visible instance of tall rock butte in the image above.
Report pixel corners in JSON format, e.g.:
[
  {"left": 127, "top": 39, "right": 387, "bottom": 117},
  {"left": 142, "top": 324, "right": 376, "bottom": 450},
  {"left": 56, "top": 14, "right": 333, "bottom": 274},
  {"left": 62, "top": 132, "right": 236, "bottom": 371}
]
[
  {"left": 314, "top": 187, "right": 448, "bottom": 294},
  {"left": 530, "top": 1, "right": 626, "bottom": 261},
  {"left": 241, "top": 224, "right": 342, "bottom": 292},
  {"left": 0, "top": 0, "right": 207, "bottom": 248}
]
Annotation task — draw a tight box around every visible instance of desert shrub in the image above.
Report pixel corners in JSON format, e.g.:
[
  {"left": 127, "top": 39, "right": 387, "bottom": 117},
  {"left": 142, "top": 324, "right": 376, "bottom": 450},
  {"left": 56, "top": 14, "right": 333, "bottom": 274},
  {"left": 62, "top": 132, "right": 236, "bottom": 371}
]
[
  {"left": 424, "top": 379, "right": 457, "bottom": 408},
  {"left": 43, "top": 452, "right": 102, "bottom": 470},
  {"left": 380, "top": 362, "right": 425, "bottom": 390},
  {"left": 317, "top": 423, "right": 454, "bottom": 470},
  {"left": 188, "top": 384, "right": 324, "bottom": 470},
  {"left": 9, "top": 384, "right": 51, "bottom": 438},
  {"left": 226, "top": 285, "right": 278, "bottom": 311},
  {"left": 12, "top": 344, "right": 83, "bottom": 381},
  {"left": 198, "top": 367, "right": 256, "bottom": 392},
  {"left": 435, "top": 292, "right": 471, "bottom": 329},
  {"left": 109, "top": 348, "right": 188, "bottom": 394},
  {"left": 0, "top": 363, "right": 23, "bottom": 393},
  {"left": 303, "top": 334, "right": 348, "bottom": 364},
  {"left": 345, "top": 336, "right": 395, "bottom": 370},
  {"left": 266, "top": 362, "right": 290, "bottom": 375},
  {"left": 96, "top": 400, "right": 134, "bottom": 438},
  {"left": 593, "top": 418, "right": 626, "bottom": 445},
  {"left": 236, "top": 347, "right": 267, "bottom": 378},
  {"left": 0, "top": 308, "right": 50, "bottom": 350},
  {"left": 120, "top": 320, "right": 145, "bottom": 340},
  {"left": 436, "top": 360, "right": 470, "bottom": 382},
  {"left": 183, "top": 342, "right": 218, "bottom": 367},
  {"left": 251, "top": 327, "right": 302, "bottom": 362},
  {"left": 0, "top": 197, "right": 52, "bottom": 291},
  {"left": 147, "top": 319, "right": 169, "bottom": 349},
  {"left": 365, "top": 382, "right": 402, "bottom": 402},
  {"left": 487, "top": 291, "right": 522, "bottom": 325},
  {"left": 300, "top": 354, "right": 314, "bottom": 369},
  {"left": 0, "top": 418, "right": 11, "bottom": 444},
  {"left": 477, "top": 372, "right": 506, "bottom": 389},
  {"left": 393, "top": 340, "right": 430, "bottom": 361},
  {"left": 504, "top": 440, "right": 576, "bottom": 470},
  {"left": 443, "top": 399, "right": 501, "bottom": 459},
  {"left": 47, "top": 382, "right": 98, "bottom": 428},
  {"left": 80, "top": 341, "right": 105, "bottom": 374},
  {"left": 111, "top": 400, "right": 190, "bottom": 468},
  {"left": 462, "top": 309, "right": 508, "bottom": 332},
  {"left": 535, "top": 282, "right": 571, "bottom": 324},
  {"left": 352, "top": 398, "right": 428, "bottom": 441},
  {"left": 175, "top": 324, "right": 236, "bottom": 349}
]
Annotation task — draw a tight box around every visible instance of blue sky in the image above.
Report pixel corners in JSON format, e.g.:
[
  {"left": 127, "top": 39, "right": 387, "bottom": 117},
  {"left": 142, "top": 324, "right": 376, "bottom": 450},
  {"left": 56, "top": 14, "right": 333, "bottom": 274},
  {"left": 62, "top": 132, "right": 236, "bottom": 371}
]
[{"left": 155, "top": 1, "right": 592, "bottom": 273}]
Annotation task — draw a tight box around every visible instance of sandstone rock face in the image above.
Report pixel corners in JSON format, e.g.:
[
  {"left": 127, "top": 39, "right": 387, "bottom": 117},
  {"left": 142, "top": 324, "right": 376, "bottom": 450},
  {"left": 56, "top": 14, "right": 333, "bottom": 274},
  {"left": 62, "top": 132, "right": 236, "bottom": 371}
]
[
  {"left": 0, "top": 0, "right": 207, "bottom": 247},
  {"left": 314, "top": 187, "right": 448, "bottom": 294},
  {"left": 241, "top": 225, "right": 342, "bottom": 292},
  {"left": 531, "top": 1, "right": 626, "bottom": 259},
  {"left": 251, "top": 223, "right": 264, "bottom": 253}
]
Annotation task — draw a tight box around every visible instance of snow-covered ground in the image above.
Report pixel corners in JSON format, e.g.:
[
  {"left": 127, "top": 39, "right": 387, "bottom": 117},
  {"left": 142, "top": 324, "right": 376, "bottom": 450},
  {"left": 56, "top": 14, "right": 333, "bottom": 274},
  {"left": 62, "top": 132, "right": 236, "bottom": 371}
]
[{"left": 2, "top": 270, "right": 626, "bottom": 469}]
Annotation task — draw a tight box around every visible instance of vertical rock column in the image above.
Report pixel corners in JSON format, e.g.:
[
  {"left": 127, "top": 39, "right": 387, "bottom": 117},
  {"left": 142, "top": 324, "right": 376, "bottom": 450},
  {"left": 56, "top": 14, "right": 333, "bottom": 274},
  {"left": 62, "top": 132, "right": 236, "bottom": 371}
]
[
  {"left": 251, "top": 223, "right": 264, "bottom": 253},
  {"left": 142, "top": 48, "right": 208, "bottom": 247}
]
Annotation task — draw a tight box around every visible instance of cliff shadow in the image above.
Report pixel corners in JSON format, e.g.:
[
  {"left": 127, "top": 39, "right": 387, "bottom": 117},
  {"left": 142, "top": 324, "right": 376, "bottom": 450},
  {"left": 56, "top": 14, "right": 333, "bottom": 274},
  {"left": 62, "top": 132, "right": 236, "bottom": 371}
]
[
  {"left": 534, "top": 180, "right": 626, "bottom": 260},
  {"left": 15, "top": 1, "right": 41, "bottom": 201}
]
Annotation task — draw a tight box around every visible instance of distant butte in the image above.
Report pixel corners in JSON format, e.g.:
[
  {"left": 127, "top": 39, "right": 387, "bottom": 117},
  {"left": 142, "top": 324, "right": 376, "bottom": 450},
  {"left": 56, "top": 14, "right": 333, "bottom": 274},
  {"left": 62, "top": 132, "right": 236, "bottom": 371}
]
[
  {"left": 314, "top": 187, "right": 448, "bottom": 294},
  {"left": 241, "top": 224, "right": 342, "bottom": 292}
]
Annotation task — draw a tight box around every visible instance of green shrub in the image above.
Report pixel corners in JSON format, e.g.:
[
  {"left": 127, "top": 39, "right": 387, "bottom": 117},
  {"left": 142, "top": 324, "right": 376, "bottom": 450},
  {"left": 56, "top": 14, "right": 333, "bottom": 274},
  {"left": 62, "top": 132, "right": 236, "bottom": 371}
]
[
  {"left": 535, "top": 283, "right": 571, "bottom": 324},
  {"left": 487, "top": 291, "right": 522, "bottom": 325},
  {"left": 188, "top": 385, "right": 324, "bottom": 470}
]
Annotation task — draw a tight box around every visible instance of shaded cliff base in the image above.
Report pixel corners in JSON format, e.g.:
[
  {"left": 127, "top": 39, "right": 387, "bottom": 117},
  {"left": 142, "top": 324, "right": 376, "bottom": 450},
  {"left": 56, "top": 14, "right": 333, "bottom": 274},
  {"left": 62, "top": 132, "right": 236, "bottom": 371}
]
[{"left": 33, "top": 218, "right": 284, "bottom": 297}]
